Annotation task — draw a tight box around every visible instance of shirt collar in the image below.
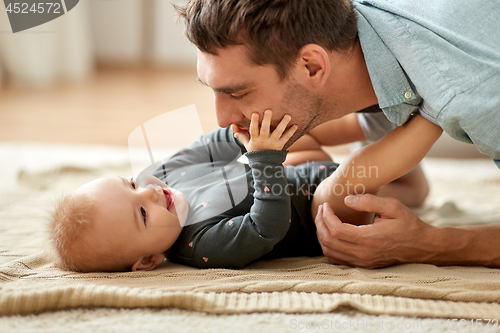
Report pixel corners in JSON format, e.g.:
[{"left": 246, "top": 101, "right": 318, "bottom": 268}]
[{"left": 355, "top": 8, "right": 418, "bottom": 109}]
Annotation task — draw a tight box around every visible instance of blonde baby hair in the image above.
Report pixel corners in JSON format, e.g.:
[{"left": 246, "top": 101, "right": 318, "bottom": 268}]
[{"left": 47, "top": 191, "right": 97, "bottom": 272}]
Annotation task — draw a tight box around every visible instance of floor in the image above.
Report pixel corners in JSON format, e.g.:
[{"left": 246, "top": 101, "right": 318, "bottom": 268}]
[{"left": 0, "top": 67, "right": 219, "bottom": 146}]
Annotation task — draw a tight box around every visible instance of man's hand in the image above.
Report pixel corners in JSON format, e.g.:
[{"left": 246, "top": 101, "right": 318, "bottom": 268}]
[
  {"left": 314, "top": 194, "right": 437, "bottom": 268},
  {"left": 233, "top": 110, "right": 297, "bottom": 152}
]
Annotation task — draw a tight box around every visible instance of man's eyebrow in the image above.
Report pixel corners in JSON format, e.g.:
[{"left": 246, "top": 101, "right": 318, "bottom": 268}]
[
  {"left": 118, "top": 176, "right": 141, "bottom": 231},
  {"left": 197, "top": 76, "right": 252, "bottom": 95}
]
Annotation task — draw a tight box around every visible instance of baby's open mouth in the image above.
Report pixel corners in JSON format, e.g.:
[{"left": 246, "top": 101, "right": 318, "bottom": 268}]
[{"left": 163, "top": 189, "right": 174, "bottom": 211}]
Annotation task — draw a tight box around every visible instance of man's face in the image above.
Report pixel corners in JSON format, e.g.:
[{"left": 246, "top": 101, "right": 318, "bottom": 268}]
[{"left": 197, "top": 45, "right": 327, "bottom": 147}]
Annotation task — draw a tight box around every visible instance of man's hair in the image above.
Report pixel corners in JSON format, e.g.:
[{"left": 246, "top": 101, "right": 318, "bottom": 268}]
[
  {"left": 47, "top": 192, "right": 98, "bottom": 272},
  {"left": 175, "top": 0, "right": 358, "bottom": 79}
]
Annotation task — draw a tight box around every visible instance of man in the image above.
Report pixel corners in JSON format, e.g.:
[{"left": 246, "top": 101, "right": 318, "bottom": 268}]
[{"left": 175, "top": 0, "right": 500, "bottom": 268}]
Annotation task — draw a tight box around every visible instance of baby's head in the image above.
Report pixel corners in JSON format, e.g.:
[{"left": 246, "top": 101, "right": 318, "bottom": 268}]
[{"left": 48, "top": 176, "right": 187, "bottom": 272}]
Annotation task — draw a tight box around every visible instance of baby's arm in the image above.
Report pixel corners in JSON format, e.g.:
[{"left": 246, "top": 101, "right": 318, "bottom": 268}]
[
  {"left": 307, "top": 113, "right": 366, "bottom": 146},
  {"left": 312, "top": 114, "right": 442, "bottom": 225},
  {"left": 285, "top": 113, "right": 365, "bottom": 165},
  {"left": 284, "top": 134, "right": 332, "bottom": 165},
  {"left": 188, "top": 111, "right": 298, "bottom": 268}
]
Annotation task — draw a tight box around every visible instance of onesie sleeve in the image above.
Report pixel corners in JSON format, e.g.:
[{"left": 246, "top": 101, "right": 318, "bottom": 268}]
[
  {"left": 191, "top": 149, "right": 291, "bottom": 269},
  {"left": 155, "top": 127, "right": 246, "bottom": 173}
]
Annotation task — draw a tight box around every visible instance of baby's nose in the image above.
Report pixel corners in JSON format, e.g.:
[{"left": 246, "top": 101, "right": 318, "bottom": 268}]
[
  {"left": 143, "top": 183, "right": 161, "bottom": 201},
  {"left": 145, "top": 184, "right": 162, "bottom": 190}
]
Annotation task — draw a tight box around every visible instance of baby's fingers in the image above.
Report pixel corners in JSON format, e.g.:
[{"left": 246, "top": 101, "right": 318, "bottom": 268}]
[
  {"left": 260, "top": 110, "right": 272, "bottom": 137},
  {"left": 249, "top": 113, "right": 260, "bottom": 139},
  {"left": 234, "top": 131, "right": 250, "bottom": 147},
  {"left": 270, "top": 114, "right": 292, "bottom": 140},
  {"left": 278, "top": 125, "right": 298, "bottom": 146}
]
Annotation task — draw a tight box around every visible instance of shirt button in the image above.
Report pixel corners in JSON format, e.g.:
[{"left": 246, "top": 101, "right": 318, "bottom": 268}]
[{"left": 404, "top": 91, "right": 412, "bottom": 99}]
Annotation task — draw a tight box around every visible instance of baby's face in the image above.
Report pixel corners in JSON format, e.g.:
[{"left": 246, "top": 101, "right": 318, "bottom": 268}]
[{"left": 77, "top": 176, "right": 188, "bottom": 269}]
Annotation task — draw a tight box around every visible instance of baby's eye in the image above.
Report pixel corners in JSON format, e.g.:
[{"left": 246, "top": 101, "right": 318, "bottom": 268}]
[
  {"left": 140, "top": 207, "right": 147, "bottom": 223},
  {"left": 129, "top": 177, "right": 137, "bottom": 189}
]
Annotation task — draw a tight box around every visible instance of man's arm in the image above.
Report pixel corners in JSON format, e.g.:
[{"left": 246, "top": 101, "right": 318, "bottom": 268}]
[
  {"left": 313, "top": 115, "right": 500, "bottom": 268},
  {"left": 312, "top": 114, "right": 442, "bottom": 225},
  {"left": 284, "top": 113, "right": 364, "bottom": 166},
  {"left": 288, "top": 112, "right": 430, "bottom": 207},
  {"left": 315, "top": 194, "right": 500, "bottom": 268}
]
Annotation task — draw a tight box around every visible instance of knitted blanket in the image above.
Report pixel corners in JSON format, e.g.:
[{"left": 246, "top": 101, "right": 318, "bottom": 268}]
[{"left": 1, "top": 143, "right": 499, "bottom": 318}]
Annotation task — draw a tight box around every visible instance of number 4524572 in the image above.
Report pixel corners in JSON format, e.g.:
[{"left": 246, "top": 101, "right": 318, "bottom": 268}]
[
  {"left": 444, "top": 319, "right": 499, "bottom": 330},
  {"left": 6, "top": 3, "right": 62, "bottom": 14}
]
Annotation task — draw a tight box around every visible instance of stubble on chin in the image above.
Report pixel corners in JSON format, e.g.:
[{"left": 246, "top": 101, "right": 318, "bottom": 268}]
[
  {"left": 233, "top": 79, "right": 334, "bottom": 149},
  {"left": 280, "top": 81, "right": 328, "bottom": 149}
]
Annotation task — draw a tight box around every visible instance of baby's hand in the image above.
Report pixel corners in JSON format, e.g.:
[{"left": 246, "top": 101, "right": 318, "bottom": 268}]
[{"left": 234, "top": 110, "right": 298, "bottom": 152}]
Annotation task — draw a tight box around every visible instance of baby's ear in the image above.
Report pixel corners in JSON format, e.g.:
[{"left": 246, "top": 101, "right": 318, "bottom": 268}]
[{"left": 131, "top": 254, "right": 165, "bottom": 271}]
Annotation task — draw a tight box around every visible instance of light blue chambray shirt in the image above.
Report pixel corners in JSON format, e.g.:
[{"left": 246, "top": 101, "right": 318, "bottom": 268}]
[{"left": 353, "top": 0, "right": 500, "bottom": 169}]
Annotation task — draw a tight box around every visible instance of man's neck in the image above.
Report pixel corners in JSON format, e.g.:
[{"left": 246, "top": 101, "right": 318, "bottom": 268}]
[{"left": 323, "top": 39, "right": 378, "bottom": 119}]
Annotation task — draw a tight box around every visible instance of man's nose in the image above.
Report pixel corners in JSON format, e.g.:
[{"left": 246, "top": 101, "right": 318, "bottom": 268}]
[{"left": 214, "top": 94, "right": 246, "bottom": 128}]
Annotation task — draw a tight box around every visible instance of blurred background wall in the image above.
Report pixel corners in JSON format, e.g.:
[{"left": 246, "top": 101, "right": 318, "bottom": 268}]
[
  {"left": 0, "top": 0, "right": 488, "bottom": 158},
  {"left": 0, "top": 0, "right": 220, "bottom": 147},
  {"left": 0, "top": 0, "right": 197, "bottom": 87}
]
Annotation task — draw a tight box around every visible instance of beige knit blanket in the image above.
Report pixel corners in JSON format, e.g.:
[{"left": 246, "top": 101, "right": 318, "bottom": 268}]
[{"left": 1, "top": 143, "right": 500, "bottom": 318}]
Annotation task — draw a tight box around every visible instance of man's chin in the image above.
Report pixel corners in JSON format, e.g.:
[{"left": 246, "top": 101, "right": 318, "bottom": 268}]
[{"left": 283, "top": 131, "right": 303, "bottom": 149}]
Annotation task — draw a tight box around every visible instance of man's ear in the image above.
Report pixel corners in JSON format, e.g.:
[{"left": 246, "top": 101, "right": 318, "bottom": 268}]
[
  {"left": 297, "top": 44, "right": 331, "bottom": 88},
  {"left": 131, "top": 254, "right": 165, "bottom": 271}
]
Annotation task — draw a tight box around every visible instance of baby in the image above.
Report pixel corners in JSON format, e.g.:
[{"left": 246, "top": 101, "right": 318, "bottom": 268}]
[{"left": 48, "top": 110, "right": 442, "bottom": 272}]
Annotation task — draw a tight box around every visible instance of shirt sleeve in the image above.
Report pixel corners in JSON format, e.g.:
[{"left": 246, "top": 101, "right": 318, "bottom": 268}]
[
  {"left": 437, "top": 73, "right": 500, "bottom": 166},
  {"left": 191, "top": 149, "right": 292, "bottom": 269},
  {"left": 356, "top": 111, "right": 398, "bottom": 142}
]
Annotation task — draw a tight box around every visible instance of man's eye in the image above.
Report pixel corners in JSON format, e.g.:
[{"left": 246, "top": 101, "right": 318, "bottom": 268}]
[
  {"left": 231, "top": 93, "right": 247, "bottom": 100},
  {"left": 140, "top": 207, "right": 147, "bottom": 223},
  {"left": 129, "top": 177, "right": 137, "bottom": 189}
]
